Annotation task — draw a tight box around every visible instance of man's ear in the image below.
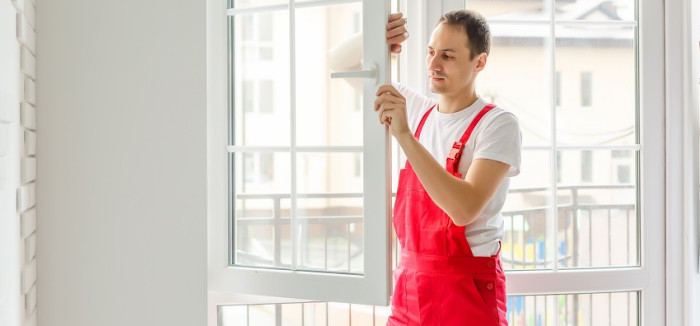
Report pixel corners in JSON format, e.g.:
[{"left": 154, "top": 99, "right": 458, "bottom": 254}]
[{"left": 474, "top": 53, "right": 487, "bottom": 72}]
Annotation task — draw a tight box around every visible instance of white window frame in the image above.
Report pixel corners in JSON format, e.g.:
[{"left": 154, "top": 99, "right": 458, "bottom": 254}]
[{"left": 206, "top": 0, "right": 393, "bottom": 315}]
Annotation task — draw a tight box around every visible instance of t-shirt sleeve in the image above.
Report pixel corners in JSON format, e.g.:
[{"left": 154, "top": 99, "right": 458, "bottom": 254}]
[
  {"left": 393, "top": 82, "right": 438, "bottom": 132},
  {"left": 473, "top": 112, "right": 522, "bottom": 177}
]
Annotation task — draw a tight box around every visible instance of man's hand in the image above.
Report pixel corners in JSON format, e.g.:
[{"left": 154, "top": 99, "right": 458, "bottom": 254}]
[
  {"left": 387, "top": 12, "right": 408, "bottom": 54},
  {"left": 375, "top": 85, "right": 410, "bottom": 138}
]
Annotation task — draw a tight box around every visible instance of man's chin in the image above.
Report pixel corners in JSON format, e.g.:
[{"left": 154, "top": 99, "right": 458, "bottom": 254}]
[{"left": 429, "top": 84, "right": 445, "bottom": 94}]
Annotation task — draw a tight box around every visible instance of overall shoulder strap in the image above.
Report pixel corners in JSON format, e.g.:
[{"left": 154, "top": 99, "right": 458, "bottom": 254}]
[
  {"left": 414, "top": 105, "right": 436, "bottom": 140},
  {"left": 446, "top": 104, "right": 497, "bottom": 177}
]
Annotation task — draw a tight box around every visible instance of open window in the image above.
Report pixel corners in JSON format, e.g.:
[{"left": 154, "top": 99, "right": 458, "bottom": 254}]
[{"left": 207, "top": 0, "right": 666, "bottom": 324}]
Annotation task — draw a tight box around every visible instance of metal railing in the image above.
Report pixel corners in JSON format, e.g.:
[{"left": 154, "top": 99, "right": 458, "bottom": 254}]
[{"left": 234, "top": 184, "right": 637, "bottom": 270}]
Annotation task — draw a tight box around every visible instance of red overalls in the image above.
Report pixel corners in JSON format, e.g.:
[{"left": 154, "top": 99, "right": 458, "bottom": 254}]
[{"left": 387, "top": 104, "right": 508, "bottom": 326}]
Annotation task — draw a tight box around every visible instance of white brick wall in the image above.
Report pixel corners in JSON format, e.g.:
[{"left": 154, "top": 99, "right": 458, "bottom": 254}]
[
  {"left": 0, "top": 0, "right": 21, "bottom": 321},
  {"left": 1, "top": 0, "right": 39, "bottom": 325}
]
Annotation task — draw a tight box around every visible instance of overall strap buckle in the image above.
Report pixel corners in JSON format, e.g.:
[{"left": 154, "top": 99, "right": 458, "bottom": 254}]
[{"left": 446, "top": 141, "right": 464, "bottom": 177}]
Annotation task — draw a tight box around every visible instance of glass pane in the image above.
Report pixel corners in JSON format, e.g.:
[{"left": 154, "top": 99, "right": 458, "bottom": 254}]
[
  {"left": 327, "top": 303, "right": 351, "bottom": 326},
  {"left": 281, "top": 304, "right": 303, "bottom": 326},
  {"left": 235, "top": 197, "right": 292, "bottom": 267},
  {"left": 503, "top": 150, "right": 554, "bottom": 270},
  {"left": 478, "top": 24, "right": 552, "bottom": 146},
  {"left": 230, "top": 0, "right": 287, "bottom": 9},
  {"left": 351, "top": 304, "right": 374, "bottom": 326},
  {"left": 466, "top": 0, "right": 549, "bottom": 21},
  {"left": 249, "top": 304, "right": 277, "bottom": 325},
  {"left": 234, "top": 152, "right": 291, "bottom": 194},
  {"left": 507, "top": 292, "right": 639, "bottom": 326},
  {"left": 220, "top": 305, "right": 247, "bottom": 325},
  {"left": 233, "top": 11, "right": 291, "bottom": 146},
  {"left": 303, "top": 302, "right": 327, "bottom": 326},
  {"left": 555, "top": 0, "right": 635, "bottom": 22},
  {"left": 557, "top": 149, "right": 638, "bottom": 268},
  {"left": 296, "top": 152, "right": 363, "bottom": 193},
  {"left": 295, "top": 3, "right": 363, "bottom": 146},
  {"left": 555, "top": 25, "right": 635, "bottom": 146},
  {"left": 296, "top": 152, "right": 364, "bottom": 273},
  {"left": 374, "top": 305, "right": 391, "bottom": 326},
  {"left": 233, "top": 152, "right": 292, "bottom": 267}
]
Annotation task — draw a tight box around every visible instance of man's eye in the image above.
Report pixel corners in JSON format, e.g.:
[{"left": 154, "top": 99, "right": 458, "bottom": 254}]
[{"left": 443, "top": 54, "right": 452, "bottom": 59}]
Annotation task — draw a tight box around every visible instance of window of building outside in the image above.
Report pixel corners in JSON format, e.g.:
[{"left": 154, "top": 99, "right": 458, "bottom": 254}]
[
  {"left": 581, "top": 71, "right": 593, "bottom": 107},
  {"left": 212, "top": 0, "right": 665, "bottom": 325},
  {"left": 581, "top": 150, "right": 592, "bottom": 183},
  {"left": 555, "top": 71, "right": 562, "bottom": 107}
]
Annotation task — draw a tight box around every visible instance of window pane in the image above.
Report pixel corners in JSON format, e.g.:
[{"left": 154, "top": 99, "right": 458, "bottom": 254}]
[
  {"left": 220, "top": 305, "right": 247, "bottom": 325},
  {"left": 235, "top": 152, "right": 291, "bottom": 194},
  {"left": 502, "top": 150, "right": 554, "bottom": 270},
  {"left": 328, "top": 303, "right": 351, "bottom": 326},
  {"left": 467, "top": 0, "right": 550, "bottom": 21},
  {"left": 479, "top": 24, "right": 552, "bottom": 146},
  {"left": 555, "top": 25, "right": 635, "bottom": 146},
  {"left": 234, "top": 197, "right": 292, "bottom": 268},
  {"left": 296, "top": 152, "right": 363, "bottom": 273},
  {"left": 296, "top": 152, "right": 363, "bottom": 193},
  {"left": 233, "top": 152, "right": 293, "bottom": 267},
  {"left": 233, "top": 11, "right": 290, "bottom": 146},
  {"left": 281, "top": 304, "right": 303, "bottom": 326},
  {"left": 303, "top": 302, "right": 327, "bottom": 325},
  {"left": 555, "top": 0, "right": 635, "bottom": 22},
  {"left": 558, "top": 149, "right": 638, "bottom": 268},
  {"left": 295, "top": 3, "right": 363, "bottom": 146},
  {"left": 296, "top": 201, "right": 363, "bottom": 272},
  {"left": 249, "top": 305, "right": 277, "bottom": 325},
  {"left": 507, "top": 292, "right": 639, "bottom": 325}
]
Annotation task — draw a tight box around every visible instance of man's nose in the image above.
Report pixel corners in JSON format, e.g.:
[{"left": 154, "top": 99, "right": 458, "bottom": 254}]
[{"left": 428, "top": 57, "right": 441, "bottom": 71}]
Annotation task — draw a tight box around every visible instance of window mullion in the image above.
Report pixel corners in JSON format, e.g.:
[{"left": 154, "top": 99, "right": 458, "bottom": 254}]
[
  {"left": 547, "top": 0, "right": 559, "bottom": 276},
  {"left": 288, "top": 0, "right": 299, "bottom": 271}
]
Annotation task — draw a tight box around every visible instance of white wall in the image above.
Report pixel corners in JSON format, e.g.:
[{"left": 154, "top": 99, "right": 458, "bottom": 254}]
[
  {"left": 691, "top": 0, "right": 700, "bottom": 324},
  {"left": 36, "top": 0, "right": 207, "bottom": 325}
]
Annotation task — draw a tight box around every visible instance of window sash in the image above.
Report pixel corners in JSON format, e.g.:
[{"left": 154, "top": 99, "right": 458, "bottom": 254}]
[{"left": 209, "top": 0, "right": 393, "bottom": 306}]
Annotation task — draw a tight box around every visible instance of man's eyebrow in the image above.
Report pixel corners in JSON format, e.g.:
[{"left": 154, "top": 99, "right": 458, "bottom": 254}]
[{"left": 427, "top": 46, "right": 457, "bottom": 53}]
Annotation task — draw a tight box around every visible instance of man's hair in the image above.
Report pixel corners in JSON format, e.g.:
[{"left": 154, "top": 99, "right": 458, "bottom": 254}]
[{"left": 436, "top": 10, "right": 491, "bottom": 60}]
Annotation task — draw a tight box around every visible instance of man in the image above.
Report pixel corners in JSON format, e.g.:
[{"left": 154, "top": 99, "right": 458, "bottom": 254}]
[{"left": 377, "top": 10, "right": 521, "bottom": 325}]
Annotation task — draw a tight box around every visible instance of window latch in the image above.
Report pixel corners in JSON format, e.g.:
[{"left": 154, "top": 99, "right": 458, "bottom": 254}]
[{"left": 330, "top": 63, "right": 378, "bottom": 85}]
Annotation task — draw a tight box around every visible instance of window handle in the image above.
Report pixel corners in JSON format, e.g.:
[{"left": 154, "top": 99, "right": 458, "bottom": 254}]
[{"left": 330, "top": 63, "right": 378, "bottom": 85}]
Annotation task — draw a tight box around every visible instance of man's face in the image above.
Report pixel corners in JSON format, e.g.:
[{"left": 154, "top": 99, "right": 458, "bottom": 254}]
[{"left": 426, "top": 23, "right": 483, "bottom": 95}]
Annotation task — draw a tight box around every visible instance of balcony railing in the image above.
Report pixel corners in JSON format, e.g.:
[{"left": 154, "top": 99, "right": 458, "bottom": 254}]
[{"left": 233, "top": 184, "right": 637, "bottom": 271}]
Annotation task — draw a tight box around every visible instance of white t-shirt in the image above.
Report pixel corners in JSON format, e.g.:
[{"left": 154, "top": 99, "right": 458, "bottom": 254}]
[{"left": 395, "top": 83, "right": 522, "bottom": 257}]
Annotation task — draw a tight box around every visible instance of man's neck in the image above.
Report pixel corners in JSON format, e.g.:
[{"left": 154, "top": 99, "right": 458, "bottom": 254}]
[{"left": 437, "top": 90, "right": 479, "bottom": 114}]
